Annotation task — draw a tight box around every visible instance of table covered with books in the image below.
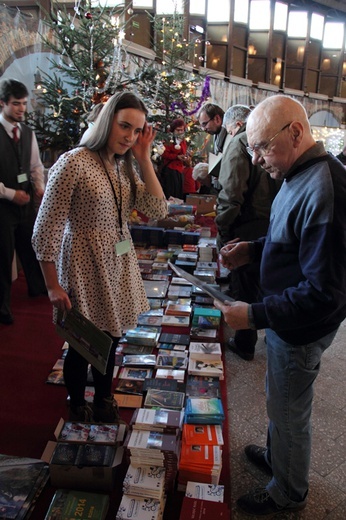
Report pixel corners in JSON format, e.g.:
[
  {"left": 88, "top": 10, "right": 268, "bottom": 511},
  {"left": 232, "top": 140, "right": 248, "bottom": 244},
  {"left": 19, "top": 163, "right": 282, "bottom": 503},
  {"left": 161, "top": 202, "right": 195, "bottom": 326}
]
[{"left": 0, "top": 198, "right": 231, "bottom": 520}]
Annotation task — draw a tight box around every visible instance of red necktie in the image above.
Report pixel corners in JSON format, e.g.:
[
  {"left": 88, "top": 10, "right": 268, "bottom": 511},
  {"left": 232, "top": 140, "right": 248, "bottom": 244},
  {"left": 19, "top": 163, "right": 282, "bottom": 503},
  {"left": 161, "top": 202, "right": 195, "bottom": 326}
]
[{"left": 12, "top": 126, "right": 19, "bottom": 143}]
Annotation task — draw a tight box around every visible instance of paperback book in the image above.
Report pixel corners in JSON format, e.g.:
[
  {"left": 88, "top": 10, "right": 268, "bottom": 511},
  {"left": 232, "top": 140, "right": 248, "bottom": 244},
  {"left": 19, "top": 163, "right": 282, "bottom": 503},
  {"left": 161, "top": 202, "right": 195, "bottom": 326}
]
[
  {"left": 188, "top": 358, "right": 224, "bottom": 379},
  {"left": 124, "top": 328, "right": 160, "bottom": 347},
  {"left": 185, "top": 481, "right": 225, "bottom": 502},
  {"left": 155, "top": 368, "right": 186, "bottom": 382},
  {"left": 122, "top": 354, "right": 157, "bottom": 367},
  {"left": 156, "top": 354, "right": 188, "bottom": 370},
  {"left": 122, "top": 464, "right": 166, "bottom": 499},
  {"left": 44, "top": 489, "right": 109, "bottom": 520},
  {"left": 144, "top": 388, "right": 185, "bottom": 410},
  {"left": 188, "top": 342, "right": 222, "bottom": 360},
  {"left": 185, "top": 375, "right": 221, "bottom": 398},
  {"left": 142, "top": 377, "right": 178, "bottom": 392},
  {"left": 130, "top": 408, "right": 184, "bottom": 432},
  {"left": 182, "top": 424, "right": 224, "bottom": 446},
  {"left": 118, "top": 366, "right": 153, "bottom": 380},
  {"left": 159, "top": 332, "right": 190, "bottom": 346},
  {"left": 114, "top": 378, "right": 144, "bottom": 395}
]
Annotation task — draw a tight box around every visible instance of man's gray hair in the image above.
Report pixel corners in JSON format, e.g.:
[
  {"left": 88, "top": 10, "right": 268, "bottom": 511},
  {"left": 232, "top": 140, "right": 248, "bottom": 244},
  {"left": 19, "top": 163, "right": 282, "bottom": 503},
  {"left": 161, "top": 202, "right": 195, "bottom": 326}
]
[{"left": 223, "top": 104, "right": 252, "bottom": 128}]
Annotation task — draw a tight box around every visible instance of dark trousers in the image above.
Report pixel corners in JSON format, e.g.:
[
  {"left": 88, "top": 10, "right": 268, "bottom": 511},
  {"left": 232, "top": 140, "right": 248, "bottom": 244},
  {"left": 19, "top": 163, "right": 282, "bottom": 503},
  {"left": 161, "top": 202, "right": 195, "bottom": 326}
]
[
  {"left": 63, "top": 337, "right": 119, "bottom": 407},
  {"left": 229, "top": 262, "right": 261, "bottom": 355},
  {"left": 0, "top": 202, "right": 46, "bottom": 315}
]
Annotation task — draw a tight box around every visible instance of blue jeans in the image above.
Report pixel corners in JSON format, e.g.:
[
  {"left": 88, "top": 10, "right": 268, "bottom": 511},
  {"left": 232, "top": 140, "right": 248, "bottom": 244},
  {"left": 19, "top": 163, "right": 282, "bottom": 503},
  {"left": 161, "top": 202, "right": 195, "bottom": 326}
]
[{"left": 264, "top": 328, "right": 338, "bottom": 507}]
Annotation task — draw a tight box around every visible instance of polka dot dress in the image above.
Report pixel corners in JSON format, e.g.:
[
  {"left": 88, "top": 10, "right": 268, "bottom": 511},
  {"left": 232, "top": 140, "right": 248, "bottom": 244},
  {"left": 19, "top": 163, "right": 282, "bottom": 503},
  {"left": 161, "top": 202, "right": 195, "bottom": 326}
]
[{"left": 32, "top": 147, "right": 167, "bottom": 336}]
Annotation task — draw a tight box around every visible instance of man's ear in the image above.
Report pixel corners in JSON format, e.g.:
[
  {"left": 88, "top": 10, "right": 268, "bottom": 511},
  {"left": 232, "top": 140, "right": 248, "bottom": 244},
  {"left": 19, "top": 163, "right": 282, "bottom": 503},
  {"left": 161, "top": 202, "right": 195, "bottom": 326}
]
[
  {"left": 214, "top": 114, "right": 223, "bottom": 125},
  {"left": 290, "top": 121, "right": 303, "bottom": 146}
]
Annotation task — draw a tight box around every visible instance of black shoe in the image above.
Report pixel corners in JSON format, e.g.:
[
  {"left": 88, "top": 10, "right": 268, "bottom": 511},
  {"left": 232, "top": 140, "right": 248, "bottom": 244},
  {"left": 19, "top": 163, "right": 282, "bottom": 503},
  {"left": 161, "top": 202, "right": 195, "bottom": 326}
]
[
  {"left": 93, "top": 396, "right": 121, "bottom": 423},
  {"left": 0, "top": 312, "right": 14, "bottom": 325},
  {"left": 244, "top": 445, "right": 272, "bottom": 475},
  {"left": 228, "top": 338, "right": 254, "bottom": 361},
  {"left": 237, "top": 487, "right": 306, "bottom": 517}
]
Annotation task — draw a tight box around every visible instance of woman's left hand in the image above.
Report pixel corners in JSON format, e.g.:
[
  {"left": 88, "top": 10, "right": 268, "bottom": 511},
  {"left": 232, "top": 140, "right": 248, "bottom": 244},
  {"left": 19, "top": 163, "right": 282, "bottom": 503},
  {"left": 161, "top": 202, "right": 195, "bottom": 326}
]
[{"left": 132, "top": 122, "right": 156, "bottom": 163}]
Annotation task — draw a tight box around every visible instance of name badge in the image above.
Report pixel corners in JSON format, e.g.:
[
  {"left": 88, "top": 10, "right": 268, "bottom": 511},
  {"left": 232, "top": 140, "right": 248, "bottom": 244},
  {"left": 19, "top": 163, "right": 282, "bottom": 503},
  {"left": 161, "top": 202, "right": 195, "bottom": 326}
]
[
  {"left": 115, "top": 239, "right": 130, "bottom": 256},
  {"left": 17, "top": 173, "right": 28, "bottom": 183}
]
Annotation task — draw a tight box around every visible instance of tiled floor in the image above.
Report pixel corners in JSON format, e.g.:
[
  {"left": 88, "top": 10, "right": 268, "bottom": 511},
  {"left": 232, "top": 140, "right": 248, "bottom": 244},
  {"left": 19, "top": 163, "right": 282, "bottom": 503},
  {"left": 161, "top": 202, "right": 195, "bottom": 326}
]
[{"left": 223, "top": 320, "right": 346, "bottom": 519}]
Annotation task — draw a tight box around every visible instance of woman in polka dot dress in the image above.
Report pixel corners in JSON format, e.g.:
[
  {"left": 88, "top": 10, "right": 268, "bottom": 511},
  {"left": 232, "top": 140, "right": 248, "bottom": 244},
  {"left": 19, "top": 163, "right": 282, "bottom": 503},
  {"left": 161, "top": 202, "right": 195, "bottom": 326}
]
[{"left": 32, "top": 91, "right": 167, "bottom": 422}]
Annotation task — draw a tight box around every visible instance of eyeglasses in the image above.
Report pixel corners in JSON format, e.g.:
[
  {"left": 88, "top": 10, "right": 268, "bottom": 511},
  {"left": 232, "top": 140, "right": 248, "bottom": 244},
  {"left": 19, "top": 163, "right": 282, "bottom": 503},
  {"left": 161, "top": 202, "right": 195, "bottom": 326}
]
[
  {"left": 246, "top": 122, "right": 292, "bottom": 157},
  {"left": 200, "top": 116, "right": 214, "bottom": 129}
]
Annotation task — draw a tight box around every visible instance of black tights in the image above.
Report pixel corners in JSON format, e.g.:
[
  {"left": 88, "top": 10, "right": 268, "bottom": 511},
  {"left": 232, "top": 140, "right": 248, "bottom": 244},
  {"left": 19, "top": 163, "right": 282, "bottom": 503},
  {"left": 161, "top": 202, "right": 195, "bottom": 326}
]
[{"left": 63, "top": 337, "right": 119, "bottom": 407}]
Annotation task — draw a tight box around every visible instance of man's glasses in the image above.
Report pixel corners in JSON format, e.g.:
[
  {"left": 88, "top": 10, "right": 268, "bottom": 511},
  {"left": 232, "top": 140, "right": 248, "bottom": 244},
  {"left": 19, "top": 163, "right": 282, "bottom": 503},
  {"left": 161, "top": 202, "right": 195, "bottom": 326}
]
[
  {"left": 200, "top": 116, "right": 214, "bottom": 129},
  {"left": 246, "top": 122, "right": 292, "bottom": 157}
]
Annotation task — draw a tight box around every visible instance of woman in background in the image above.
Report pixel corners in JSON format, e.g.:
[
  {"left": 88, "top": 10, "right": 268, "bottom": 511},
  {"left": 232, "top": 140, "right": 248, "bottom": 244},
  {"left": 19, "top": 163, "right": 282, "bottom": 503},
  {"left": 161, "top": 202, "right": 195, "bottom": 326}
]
[
  {"left": 160, "top": 118, "right": 197, "bottom": 200},
  {"left": 32, "top": 91, "right": 167, "bottom": 422}
]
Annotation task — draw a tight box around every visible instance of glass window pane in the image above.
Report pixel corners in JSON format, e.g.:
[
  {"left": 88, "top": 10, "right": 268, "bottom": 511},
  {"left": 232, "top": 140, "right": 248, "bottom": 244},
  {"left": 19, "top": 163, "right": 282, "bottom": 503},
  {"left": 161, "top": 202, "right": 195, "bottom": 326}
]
[
  {"left": 207, "top": 25, "right": 228, "bottom": 43},
  {"left": 190, "top": 0, "right": 206, "bottom": 15},
  {"left": 249, "top": 1, "right": 270, "bottom": 31},
  {"left": 207, "top": 0, "right": 230, "bottom": 22},
  {"left": 248, "top": 32, "right": 269, "bottom": 56},
  {"left": 323, "top": 23, "right": 344, "bottom": 49},
  {"left": 287, "top": 11, "right": 308, "bottom": 38},
  {"left": 133, "top": 0, "right": 153, "bottom": 7},
  {"left": 287, "top": 39, "right": 306, "bottom": 66},
  {"left": 320, "top": 75, "right": 338, "bottom": 97},
  {"left": 274, "top": 2, "right": 288, "bottom": 31},
  {"left": 206, "top": 44, "right": 227, "bottom": 72},
  {"left": 306, "top": 70, "right": 319, "bottom": 93},
  {"left": 234, "top": 0, "right": 249, "bottom": 24},
  {"left": 310, "top": 13, "right": 324, "bottom": 40},
  {"left": 248, "top": 57, "right": 267, "bottom": 83},
  {"left": 285, "top": 67, "right": 303, "bottom": 90},
  {"left": 321, "top": 49, "right": 341, "bottom": 75},
  {"left": 233, "top": 25, "right": 248, "bottom": 48},
  {"left": 156, "top": 0, "right": 183, "bottom": 15},
  {"left": 307, "top": 40, "right": 321, "bottom": 69},
  {"left": 232, "top": 48, "right": 247, "bottom": 77}
]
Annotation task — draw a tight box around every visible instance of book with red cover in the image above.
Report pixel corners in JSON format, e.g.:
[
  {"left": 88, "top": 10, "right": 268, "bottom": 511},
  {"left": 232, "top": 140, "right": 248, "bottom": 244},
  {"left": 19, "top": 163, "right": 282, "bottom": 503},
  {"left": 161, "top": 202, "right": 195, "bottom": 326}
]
[{"left": 179, "top": 497, "right": 230, "bottom": 519}]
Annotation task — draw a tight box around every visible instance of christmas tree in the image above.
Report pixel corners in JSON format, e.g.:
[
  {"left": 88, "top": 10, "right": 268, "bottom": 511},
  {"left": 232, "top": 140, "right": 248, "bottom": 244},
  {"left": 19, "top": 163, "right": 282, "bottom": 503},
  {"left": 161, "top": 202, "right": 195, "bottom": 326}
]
[
  {"left": 28, "top": 2, "right": 145, "bottom": 154},
  {"left": 134, "top": 10, "right": 211, "bottom": 165}
]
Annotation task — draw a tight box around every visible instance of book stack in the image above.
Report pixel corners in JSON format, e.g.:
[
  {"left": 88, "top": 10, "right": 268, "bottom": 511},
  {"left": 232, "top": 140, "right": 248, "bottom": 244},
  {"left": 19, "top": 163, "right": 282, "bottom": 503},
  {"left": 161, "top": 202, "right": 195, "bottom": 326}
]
[
  {"left": 130, "top": 408, "right": 184, "bottom": 433},
  {"left": 116, "top": 495, "right": 166, "bottom": 520},
  {"left": 187, "top": 356, "right": 224, "bottom": 380},
  {"left": 156, "top": 352, "right": 188, "bottom": 370},
  {"left": 197, "top": 237, "right": 217, "bottom": 263},
  {"left": 178, "top": 442, "right": 222, "bottom": 487},
  {"left": 45, "top": 489, "right": 109, "bottom": 520},
  {"left": 124, "top": 328, "right": 161, "bottom": 347},
  {"left": 191, "top": 307, "right": 222, "bottom": 329},
  {"left": 185, "top": 397, "right": 225, "bottom": 425},
  {"left": 123, "top": 429, "right": 180, "bottom": 492},
  {"left": 185, "top": 481, "right": 225, "bottom": 502},
  {"left": 0, "top": 454, "right": 49, "bottom": 520},
  {"left": 122, "top": 463, "right": 166, "bottom": 500},
  {"left": 185, "top": 375, "right": 221, "bottom": 398}
]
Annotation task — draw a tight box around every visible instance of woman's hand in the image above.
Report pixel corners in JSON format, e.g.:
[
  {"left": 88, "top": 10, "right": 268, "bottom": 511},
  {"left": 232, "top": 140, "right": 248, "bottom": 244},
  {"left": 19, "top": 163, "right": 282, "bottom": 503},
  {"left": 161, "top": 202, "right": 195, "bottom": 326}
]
[{"left": 132, "top": 122, "right": 156, "bottom": 164}]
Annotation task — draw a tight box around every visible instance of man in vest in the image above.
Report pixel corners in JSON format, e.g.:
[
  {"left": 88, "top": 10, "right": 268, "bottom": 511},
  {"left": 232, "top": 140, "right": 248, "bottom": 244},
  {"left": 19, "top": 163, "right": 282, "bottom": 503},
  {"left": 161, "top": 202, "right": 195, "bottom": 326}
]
[{"left": 0, "top": 78, "right": 46, "bottom": 324}]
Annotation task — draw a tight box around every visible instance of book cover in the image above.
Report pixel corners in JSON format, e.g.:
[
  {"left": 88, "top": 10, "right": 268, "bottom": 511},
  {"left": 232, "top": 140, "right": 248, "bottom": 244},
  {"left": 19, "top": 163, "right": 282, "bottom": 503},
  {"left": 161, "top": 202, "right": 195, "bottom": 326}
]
[
  {"left": 56, "top": 308, "right": 112, "bottom": 375},
  {"left": 131, "top": 408, "right": 183, "bottom": 431},
  {"left": 142, "top": 377, "right": 178, "bottom": 392},
  {"left": 161, "top": 315, "right": 190, "bottom": 327},
  {"left": 188, "top": 342, "right": 222, "bottom": 360},
  {"left": 190, "top": 328, "right": 218, "bottom": 341},
  {"left": 188, "top": 358, "right": 224, "bottom": 379},
  {"left": 155, "top": 368, "right": 186, "bottom": 382},
  {"left": 185, "top": 375, "right": 221, "bottom": 398},
  {"left": 159, "top": 332, "right": 190, "bottom": 346},
  {"left": 143, "top": 279, "right": 169, "bottom": 298},
  {"left": 125, "top": 429, "right": 178, "bottom": 453},
  {"left": 115, "top": 378, "right": 144, "bottom": 395},
  {"left": 89, "top": 424, "right": 122, "bottom": 444},
  {"left": 75, "top": 444, "right": 116, "bottom": 467},
  {"left": 118, "top": 366, "right": 153, "bottom": 380},
  {"left": 123, "top": 464, "right": 166, "bottom": 499},
  {"left": 186, "top": 397, "right": 224, "bottom": 418},
  {"left": 185, "top": 482, "right": 224, "bottom": 502},
  {"left": 122, "top": 354, "right": 157, "bottom": 367},
  {"left": 144, "top": 388, "right": 185, "bottom": 410},
  {"left": 57, "top": 422, "right": 90, "bottom": 442},
  {"left": 115, "top": 393, "right": 143, "bottom": 408},
  {"left": 50, "top": 443, "right": 80, "bottom": 465},
  {"left": 0, "top": 455, "right": 49, "bottom": 520},
  {"left": 156, "top": 354, "right": 188, "bottom": 370},
  {"left": 183, "top": 424, "right": 224, "bottom": 446},
  {"left": 44, "top": 489, "right": 109, "bottom": 520},
  {"left": 179, "top": 497, "right": 230, "bottom": 519},
  {"left": 165, "top": 303, "right": 192, "bottom": 316},
  {"left": 116, "top": 495, "right": 165, "bottom": 520},
  {"left": 125, "top": 328, "right": 160, "bottom": 347},
  {"left": 158, "top": 342, "right": 187, "bottom": 352},
  {"left": 137, "top": 314, "right": 163, "bottom": 327}
]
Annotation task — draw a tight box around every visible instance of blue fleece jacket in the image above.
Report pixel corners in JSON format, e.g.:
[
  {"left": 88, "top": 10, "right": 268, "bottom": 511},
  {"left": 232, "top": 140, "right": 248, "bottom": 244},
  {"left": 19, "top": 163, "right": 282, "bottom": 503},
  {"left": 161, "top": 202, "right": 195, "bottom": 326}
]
[{"left": 252, "top": 143, "right": 346, "bottom": 344}]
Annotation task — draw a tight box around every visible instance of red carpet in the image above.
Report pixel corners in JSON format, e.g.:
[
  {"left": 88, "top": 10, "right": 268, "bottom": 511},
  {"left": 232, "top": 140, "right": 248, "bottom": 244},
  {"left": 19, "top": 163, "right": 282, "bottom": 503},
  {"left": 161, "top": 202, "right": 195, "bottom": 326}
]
[{"left": 0, "top": 272, "right": 231, "bottom": 519}]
